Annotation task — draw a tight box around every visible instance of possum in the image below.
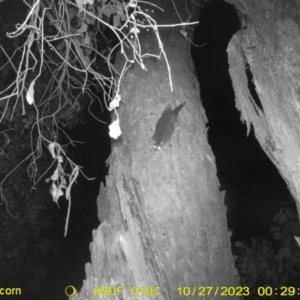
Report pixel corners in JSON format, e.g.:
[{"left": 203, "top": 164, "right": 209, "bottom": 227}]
[{"left": 151, "top": 102, "right": 186, "bottom": 150}]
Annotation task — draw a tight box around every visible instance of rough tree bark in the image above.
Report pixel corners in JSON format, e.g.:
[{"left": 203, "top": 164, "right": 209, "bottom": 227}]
[
  {"left": 225, "top": 0, "right": 300, "bottom": 216},
  {"left": 73, "top": 1, "right": 239, "bottom": 299}
]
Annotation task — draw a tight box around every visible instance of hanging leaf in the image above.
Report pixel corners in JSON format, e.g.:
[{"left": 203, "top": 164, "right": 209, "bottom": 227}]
[
  {"left": 77, "top": 22, "right": 88, "bottom": 33},
  {"left": 56, "top": 40, "right": 65, "bottom": 51},
  {"left": 3, "top": 133, "right": 10, "bottom": 147},
  {"left": 84, "top": 55, "right": 91, "bottom": 65},
  {"left": 85, "top": 48, "right": 93, "bottom": 55},
  {"left": 47, "top": 142, "right": 56, "bottom": 158},
  {"left": 57, "top": 155, "right": 64, "bottom": 163},
  {"left": 108, "top": 94, "right": 121, "bottom": 111},
  {"left": 116, "top": 1, "right": 124, "bottom": 16},
  {"left": 26, "top": 80, "right": 35, "bottom": 105},
  {"left": 75, "top": 0, "right": 84, "bottom": 11},
  {"left": 50, "top": 182, "right": 64, "bottom": 205},
  {"left": 102, "top": 3, "right": 116, "bottom": 18},
  {"left": 128, "top": 0, "right": 137, "bottom": 8},
  {"left": 68, "top": 7, "right": 79, "bottom": 19},
  {"left": 180, "top": 29, "right": 188, "bottom": 38},
  {"left": 85, "top": 15, "right": 95, "bottom": 25},
  {"left": 76, "top": 0, "right": 94, "bottom": 11},
  {"left": 83, "top": 33, "right": 91, "bottom": 45},
  {"left": 113, "top": 14, "right": 120, "bottom": 28},
  {"left": 50, "top": 167, "right": 60, "bottom": 181},
  {"left": 109, "top": 119, "right": 121, "bottom": 139}
]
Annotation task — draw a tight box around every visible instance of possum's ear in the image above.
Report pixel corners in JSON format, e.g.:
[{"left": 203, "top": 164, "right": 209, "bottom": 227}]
[{"left": 161, "top": 103, "right": 172, "bottom": 115}]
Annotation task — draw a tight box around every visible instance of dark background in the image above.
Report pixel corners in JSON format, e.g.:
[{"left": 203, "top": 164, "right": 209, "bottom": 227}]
[
  {"left": 0, "top": 0, "right": 297, "bottom": 298},
  {"left": 62, "top": 0, "right": 296, "bottom": 293},
  {"left": 192, "top": 0, "right": 295, "bottom": 242}
]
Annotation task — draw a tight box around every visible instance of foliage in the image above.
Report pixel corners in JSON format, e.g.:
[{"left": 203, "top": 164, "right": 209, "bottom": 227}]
[
  {"left": 0, "top": 0, "right": 199, "bottom": 295},
  {"left": 234, "top": 207, "right": 300, "bottom": 299},
  {"left": 0, "top": 156, "right": 62, "bottom": 295},
  {"left": 0, "top": 0, "right": 197, "bottom": 233}
]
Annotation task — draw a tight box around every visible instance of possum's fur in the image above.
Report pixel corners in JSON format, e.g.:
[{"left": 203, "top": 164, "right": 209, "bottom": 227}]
[{"left": 151, "top": 102, "right": 186, "bottom": 150}]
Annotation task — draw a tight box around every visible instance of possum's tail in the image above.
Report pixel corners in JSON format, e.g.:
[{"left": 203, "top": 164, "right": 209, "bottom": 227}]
[{"left": 173, "top": 101, "right": 186, "bottom": 117}]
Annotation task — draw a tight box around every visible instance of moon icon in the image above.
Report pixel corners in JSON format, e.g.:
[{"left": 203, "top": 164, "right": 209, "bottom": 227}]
[{"left": 65, "top": 285, "right": 77, "bottom": 297}]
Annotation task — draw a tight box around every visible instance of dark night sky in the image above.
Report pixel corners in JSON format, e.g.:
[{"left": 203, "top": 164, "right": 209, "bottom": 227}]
[{"left": 0, "top": 0, "right": 298, "bottom": 298}]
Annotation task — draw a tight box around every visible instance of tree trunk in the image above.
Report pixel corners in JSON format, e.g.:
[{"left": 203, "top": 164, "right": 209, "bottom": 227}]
[
  {"left": 225, "top": 0, "right": 300, "bottom": 215},
  {"left": 72, "top": 1, "right": 239, "bottom": 299}
]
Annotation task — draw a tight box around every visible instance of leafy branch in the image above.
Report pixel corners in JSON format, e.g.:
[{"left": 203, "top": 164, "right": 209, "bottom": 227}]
[{"left": 0, "top": 0, "right": 198, "bottom": 234}]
